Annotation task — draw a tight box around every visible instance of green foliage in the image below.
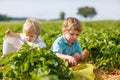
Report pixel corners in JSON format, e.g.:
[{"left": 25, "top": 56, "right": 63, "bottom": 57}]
[
  {"left": 79, "top": 21, "right": 120, "bottom": 71},
  {"left": 41, "top": 21, "right": 62, "bottom": 48},
  {"left": 0, "top": 20, "right": 120, "bottom": 78},
  {"left": 0, "top": 44, "right": 71, "bottom": 79},
  {"left": 0, "top": 70, "right": 3, "bottom": 79},
  {"left": 77, "top": 6, "right": 97, "bottom": 18},
  {"left": 0, "top": 14, "right": 11, "bottom": 21},
  {"left": 59, "top": 11, "right": 65, "bottom": 20}
]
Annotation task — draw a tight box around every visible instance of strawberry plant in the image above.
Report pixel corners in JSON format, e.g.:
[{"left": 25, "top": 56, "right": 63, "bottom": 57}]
[{"left": 0, "top": 44, "right": 71, "bottom": 79}]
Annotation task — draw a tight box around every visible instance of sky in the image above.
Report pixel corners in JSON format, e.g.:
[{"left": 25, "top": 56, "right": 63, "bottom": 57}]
[{"left": 0, "top": 0, "right": 120, "bottom": 20}]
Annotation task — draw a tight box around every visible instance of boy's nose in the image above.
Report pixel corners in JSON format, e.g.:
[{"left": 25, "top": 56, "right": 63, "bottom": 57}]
[
  {"left": 26, "top": 37, "right": 31, "bottom": 40},
  {"left": 73, "top": 35, "right": 77, "bottom": 38}
]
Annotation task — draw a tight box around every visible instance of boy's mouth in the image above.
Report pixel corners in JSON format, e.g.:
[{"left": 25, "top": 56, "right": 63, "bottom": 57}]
[{"left": 27, "top": 39, "right": 32, "bottom": 42}]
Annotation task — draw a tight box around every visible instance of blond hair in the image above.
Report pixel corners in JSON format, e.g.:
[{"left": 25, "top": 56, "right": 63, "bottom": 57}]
[
  {"left": 62, "top": 17, "right": 82, "bottom": 33},
  {"left": 23, "top": 18, "right": 41, "bottom": 35}
]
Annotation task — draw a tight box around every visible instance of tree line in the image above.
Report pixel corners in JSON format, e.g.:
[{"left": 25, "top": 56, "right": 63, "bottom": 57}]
[
  {"left": 0, "top": 6, "right": 97, "bottom": 21},
  {"left": 0, "top": 14, "right": 11, "bottom": 21},
  {"left": 60, "top": 6, "right": 97, "bottom": 20}
]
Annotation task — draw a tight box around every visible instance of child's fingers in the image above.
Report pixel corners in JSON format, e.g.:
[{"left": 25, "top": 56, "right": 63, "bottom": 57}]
[
  {"left": 80, "top": 49, "right": 89, "bottom": 61},
  {"left": 69, "top": 58, "right": 77, "bottom": 66},
  {"left": 5, "top": 29, "right": 11, "bottom": 34},
  {"left": 83, "top": 49, "right": 89, "bottom": 56}
]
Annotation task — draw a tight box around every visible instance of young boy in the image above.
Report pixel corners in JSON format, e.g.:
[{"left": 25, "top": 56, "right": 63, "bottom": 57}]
[
  {"left": 5, "top": 18, "right": 46, "bottom": 48},
  {"left": 51, "top": 17, "right": 89, "bottom": 66}
]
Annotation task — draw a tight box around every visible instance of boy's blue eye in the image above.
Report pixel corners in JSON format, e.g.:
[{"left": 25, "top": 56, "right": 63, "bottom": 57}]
[
  {"left": 30, "top": 36, "right": 33, "bottom": 37},
  {"left": 76, "top": 34, "right": 78, "bottom": 36},
  {"left": 70, "top": 33, "right": 74, "bottom": 35},
  {"left": 26, "top": 35, "right": 34, "bottom": 38},
  {"left": 69, "top": 33, "right": 79, "bottom": 36}
]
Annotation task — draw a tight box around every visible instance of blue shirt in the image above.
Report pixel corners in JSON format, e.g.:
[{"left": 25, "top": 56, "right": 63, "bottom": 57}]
[{"left": 51, "top": 35, "right": 82, "bottom": 55}]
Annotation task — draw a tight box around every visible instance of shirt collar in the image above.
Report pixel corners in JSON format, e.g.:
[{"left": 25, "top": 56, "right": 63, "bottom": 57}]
[
  {"left": 62, "top": 35, "right": 68, "bottom": 44},
  {"left": 62, "top": 35, "right": 77, "bottom": 46}
]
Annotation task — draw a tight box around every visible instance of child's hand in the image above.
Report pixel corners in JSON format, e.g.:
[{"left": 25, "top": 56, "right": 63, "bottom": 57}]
[
  {"left": 5, "top": 29, "right": 13, "bottom": 36},
  {"left": 67, "top": 55, "right": 77, "bottom": 66},
  {"left": 5, "top": 29, "right": 20, "bottom": 38},
  {"left": 81, "top": 49, "right": 89, "bottom": 61}
]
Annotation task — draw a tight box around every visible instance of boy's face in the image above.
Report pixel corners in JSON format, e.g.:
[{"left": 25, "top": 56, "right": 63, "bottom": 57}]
[
  {"left": 64, "top": 29, "right": 80, "bottom": 43},
  {"left": 25, "top": 33, "right": 38, "bottom": 43}
]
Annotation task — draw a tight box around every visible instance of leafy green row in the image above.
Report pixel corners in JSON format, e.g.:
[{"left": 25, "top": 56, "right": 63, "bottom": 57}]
[
  {"left": 79, "top": 21, "right": 120, "bottom": 71},
  {"left": 0, "top": 20, "right": 120, "bottom": 74},
  {"left": 0, "top": 44, "right": 71, "bottom": 79}
]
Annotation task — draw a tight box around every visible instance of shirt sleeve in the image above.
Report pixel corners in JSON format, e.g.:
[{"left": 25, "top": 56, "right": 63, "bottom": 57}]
[
  {"left": 76, "top": 41, "right": 82, "bottom": 54},
  {"left": 19, "top": 33, "right": 25, "bottom": 42},
  {"left": 51, "top": 39, "right": 63, "bottom": 54},
  {"left": 35, "top": 37, "right": 46, "bottom": 48}
]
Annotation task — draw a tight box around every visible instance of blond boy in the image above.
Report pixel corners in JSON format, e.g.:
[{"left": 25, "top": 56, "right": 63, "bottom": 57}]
[
  {"left": 6, "top": 18, "right": 46, "bottom": 48},
  {"left": 51, "top": 17, "right": 89, "bottom": 66}
]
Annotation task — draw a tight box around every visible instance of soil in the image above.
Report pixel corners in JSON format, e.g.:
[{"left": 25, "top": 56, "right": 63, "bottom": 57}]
[{"left": 94, "top": 68, "right": 120, "bottom": 80}]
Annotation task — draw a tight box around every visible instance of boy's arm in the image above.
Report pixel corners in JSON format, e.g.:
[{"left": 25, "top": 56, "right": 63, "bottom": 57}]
[
  {"left": 56, "top": 52, "right": 70, "bottom": 60},
  {"left": 56, "top": 52, "right": 77, "bottom": 66},
  {"left": 5, "top": 29, "right": 20, "bottom": 38},
  {"left": 80, "top": 49, "right": 89, "bottom": 61}
]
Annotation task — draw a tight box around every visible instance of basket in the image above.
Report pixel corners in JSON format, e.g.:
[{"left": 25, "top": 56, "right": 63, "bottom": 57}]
[
  {"left": 3, "top": 36, "right": 23, "bottom": 55},
  {"left": 70, "top": 63, "right": 95, "bottom": 80}
]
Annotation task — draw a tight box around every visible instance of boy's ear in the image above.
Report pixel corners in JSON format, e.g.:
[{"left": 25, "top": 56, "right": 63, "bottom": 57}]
[{"left": 63, "top": 30, "right": 67, "bottom": 35}]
